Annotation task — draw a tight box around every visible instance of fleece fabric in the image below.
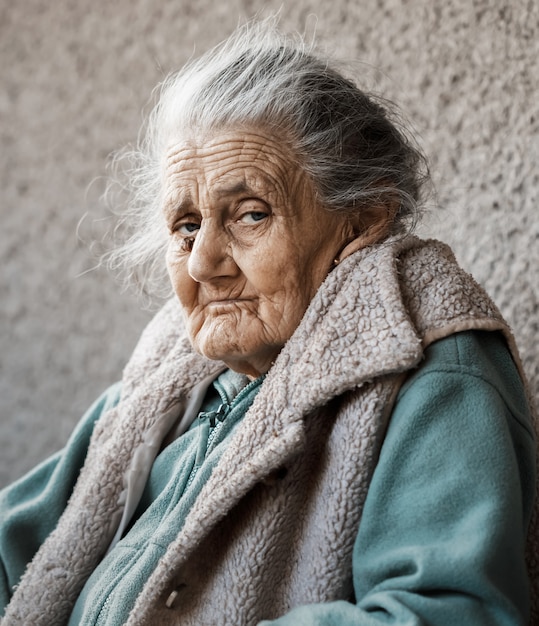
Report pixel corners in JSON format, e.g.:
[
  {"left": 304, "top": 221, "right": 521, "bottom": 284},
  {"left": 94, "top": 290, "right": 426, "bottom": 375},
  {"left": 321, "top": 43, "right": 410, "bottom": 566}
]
[
  {"left": 68, "top": 369, "right": 263, "bottom": 624},
  {"left": 0, "top": 236, "right": 537, "bottom": 625}
]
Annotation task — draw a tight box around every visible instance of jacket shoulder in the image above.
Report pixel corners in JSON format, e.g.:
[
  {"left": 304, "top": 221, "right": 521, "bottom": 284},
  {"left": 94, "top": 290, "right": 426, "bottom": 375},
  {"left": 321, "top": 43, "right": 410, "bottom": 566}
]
[{"left": 399, "top": 329, "right": 533, "bottom": 435}]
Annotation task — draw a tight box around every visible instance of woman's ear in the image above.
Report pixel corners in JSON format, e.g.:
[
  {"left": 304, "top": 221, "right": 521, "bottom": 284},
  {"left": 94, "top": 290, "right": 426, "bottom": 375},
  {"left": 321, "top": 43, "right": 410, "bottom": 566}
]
[{"left": 337, "top": 201, "right": 397, "bottom": 263}]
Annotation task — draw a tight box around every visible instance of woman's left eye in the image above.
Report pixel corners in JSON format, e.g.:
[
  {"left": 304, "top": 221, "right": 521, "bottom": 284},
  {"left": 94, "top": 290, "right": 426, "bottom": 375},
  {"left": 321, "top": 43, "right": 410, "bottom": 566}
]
[{"left": 239, "top": 211, "right": 268, "bottom": 224}]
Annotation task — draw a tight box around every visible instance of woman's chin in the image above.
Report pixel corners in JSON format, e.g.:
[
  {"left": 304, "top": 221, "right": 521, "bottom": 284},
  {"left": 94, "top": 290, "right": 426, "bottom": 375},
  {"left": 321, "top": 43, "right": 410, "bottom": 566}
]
[
  {"left": 187, "top": 314, "right": 283, "bottom": 376},
  {"left": 193, "top": 337, "right": 274, "bottom": 378},
  {"left": 192, "top": 331, "right": 248, "bottom": 364}
]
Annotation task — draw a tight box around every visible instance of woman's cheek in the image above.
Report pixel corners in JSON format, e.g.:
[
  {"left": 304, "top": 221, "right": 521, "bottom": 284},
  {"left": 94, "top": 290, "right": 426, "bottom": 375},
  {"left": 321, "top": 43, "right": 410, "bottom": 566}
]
[{"left": 166, "top": 246, "right": 188, "bottom": 297}]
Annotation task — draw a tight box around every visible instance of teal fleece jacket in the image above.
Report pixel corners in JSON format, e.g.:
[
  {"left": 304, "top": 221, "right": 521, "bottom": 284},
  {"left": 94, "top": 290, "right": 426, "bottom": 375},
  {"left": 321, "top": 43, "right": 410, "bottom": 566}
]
[{"left": 0, "top": 330, "right": 535, "bottom": 625}]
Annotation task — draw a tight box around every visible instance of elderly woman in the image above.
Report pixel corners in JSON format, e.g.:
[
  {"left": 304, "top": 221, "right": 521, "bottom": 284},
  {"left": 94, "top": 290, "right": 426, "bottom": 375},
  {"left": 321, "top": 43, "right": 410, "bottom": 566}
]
[{"left": 0, "top": 21, "right": 537, "bottom": 626}]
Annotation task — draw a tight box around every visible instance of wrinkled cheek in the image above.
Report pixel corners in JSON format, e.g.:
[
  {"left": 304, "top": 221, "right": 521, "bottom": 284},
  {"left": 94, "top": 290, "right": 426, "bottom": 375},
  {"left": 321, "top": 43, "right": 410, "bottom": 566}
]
[
  {"left": 166, "top": 259, "right": 205, "bottom": 353},
  {"left": 178, "top": 301, "right": 214, "bottom": 354},
  {"left": 165, "top": 250, "right": 181, "bottom": 294},
  {"left": 182, "top": 311, "right": 204, "bottom": 352},
  {"left": 167, "top": 257, "right": 197, "bottom": 308}
]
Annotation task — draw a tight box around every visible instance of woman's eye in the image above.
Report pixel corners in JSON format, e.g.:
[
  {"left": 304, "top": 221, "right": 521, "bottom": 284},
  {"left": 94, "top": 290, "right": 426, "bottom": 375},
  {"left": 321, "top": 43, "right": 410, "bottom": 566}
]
[
  {"left": 177, "top": 222, "right": 200, "bottom": 235},
  {"left": 239, "top": 211, "right": 268, "bottom": 224}
]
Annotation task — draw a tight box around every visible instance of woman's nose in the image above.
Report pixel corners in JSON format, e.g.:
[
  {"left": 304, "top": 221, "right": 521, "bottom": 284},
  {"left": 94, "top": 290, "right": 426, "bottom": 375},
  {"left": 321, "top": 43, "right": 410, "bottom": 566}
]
[{"left": 187, "top": 223, "right": 237, "bottom": 283}]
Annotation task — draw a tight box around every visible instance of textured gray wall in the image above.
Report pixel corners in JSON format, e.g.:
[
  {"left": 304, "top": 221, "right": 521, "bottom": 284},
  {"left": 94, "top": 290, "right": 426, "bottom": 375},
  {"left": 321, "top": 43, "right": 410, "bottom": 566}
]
[{"left": 1, "top": 0, "right": 537, "bottom": 487}]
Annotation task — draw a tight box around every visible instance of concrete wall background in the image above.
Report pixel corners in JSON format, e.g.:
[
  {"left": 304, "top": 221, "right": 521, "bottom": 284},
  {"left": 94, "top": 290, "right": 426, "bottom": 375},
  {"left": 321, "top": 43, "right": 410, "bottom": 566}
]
[{"left": 1, "top": 0, "right": 537, "bottom": 487}]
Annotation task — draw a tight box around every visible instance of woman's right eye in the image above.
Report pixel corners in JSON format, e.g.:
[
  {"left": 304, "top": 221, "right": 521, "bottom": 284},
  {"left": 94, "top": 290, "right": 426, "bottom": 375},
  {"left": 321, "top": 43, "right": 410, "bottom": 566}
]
[{"left": 177, "top": 222, "right": 200, "bottom": 235}]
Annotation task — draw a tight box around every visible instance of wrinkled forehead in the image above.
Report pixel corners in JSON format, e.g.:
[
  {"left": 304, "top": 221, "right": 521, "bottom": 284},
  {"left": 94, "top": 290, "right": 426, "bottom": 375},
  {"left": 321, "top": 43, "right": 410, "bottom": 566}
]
[{"left": 161, "top": 129, "right": 306, "bottom": 204}]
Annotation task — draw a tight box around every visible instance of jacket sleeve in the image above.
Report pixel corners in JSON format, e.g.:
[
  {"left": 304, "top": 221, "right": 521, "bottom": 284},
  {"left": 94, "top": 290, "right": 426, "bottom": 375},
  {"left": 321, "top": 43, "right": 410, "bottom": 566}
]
[
  {"left": 259, "top": 331, "right": 537, "bottom": 626},
  {"left": 0, "top": 383, "right": 122, "bottom": 614}
]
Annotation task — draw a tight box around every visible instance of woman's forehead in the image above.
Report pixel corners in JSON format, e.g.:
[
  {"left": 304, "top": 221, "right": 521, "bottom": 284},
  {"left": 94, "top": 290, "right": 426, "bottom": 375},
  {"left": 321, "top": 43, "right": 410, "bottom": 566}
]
[
  {"left": 162, "top": 171, "right": 283, "bottom": 214},
  {"left": 162, "top": 130, "right": 302, "bottom": 199},
  {"left": 165, "top": 130, "right": 293, "bottom": 168}
]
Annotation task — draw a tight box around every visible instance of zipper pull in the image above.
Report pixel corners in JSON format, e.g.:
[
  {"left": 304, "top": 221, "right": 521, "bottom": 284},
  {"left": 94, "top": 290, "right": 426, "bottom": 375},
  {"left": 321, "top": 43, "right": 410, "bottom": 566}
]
[{"left": 209, "top": 404, "right": 229, "bottom": 427}]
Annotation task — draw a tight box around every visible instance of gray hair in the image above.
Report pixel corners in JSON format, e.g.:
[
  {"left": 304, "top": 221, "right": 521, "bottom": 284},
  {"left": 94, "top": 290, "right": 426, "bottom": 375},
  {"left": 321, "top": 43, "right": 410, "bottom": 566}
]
[{"left": 106, "top": 18, "right": 430, "bottom": 297}]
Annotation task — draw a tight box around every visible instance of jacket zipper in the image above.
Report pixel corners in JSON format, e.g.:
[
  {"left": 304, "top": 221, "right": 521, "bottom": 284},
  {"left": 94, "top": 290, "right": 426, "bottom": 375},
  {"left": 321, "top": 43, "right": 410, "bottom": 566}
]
[
  {"left": 185, "top": 375, "right": 264, "bottom": 488},
  {"left": 95, "top": 591, "right": 113, "bottom": 626}
]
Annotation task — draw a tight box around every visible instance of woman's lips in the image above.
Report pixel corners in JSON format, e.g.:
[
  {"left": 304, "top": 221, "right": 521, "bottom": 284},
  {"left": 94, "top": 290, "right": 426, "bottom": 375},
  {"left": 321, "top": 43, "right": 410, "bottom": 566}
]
[{"left": 205, "top": 298, "right": 253, "bottom": 309}]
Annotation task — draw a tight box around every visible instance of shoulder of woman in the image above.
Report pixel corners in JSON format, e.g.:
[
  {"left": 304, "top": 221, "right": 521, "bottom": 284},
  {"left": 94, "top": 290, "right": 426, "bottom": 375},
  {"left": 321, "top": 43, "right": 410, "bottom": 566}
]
[{"left": 397, "top": 329, "right": 534, "bottom": 437}]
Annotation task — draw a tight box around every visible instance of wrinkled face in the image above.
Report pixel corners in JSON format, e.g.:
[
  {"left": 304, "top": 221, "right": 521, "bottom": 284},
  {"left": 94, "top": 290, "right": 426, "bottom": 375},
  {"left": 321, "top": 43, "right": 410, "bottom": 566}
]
[{"left": 163, "top": 129, "right": 353, "bottom": 378}]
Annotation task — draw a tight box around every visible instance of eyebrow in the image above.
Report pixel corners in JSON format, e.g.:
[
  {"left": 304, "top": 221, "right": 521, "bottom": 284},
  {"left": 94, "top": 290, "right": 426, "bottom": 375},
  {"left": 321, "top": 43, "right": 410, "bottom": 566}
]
[
  {"left": 166, "top": 170, "right": 278, "bottom": 214},
  {"left": 171, "top": 180, "right": 252, "bottom": 213}
]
